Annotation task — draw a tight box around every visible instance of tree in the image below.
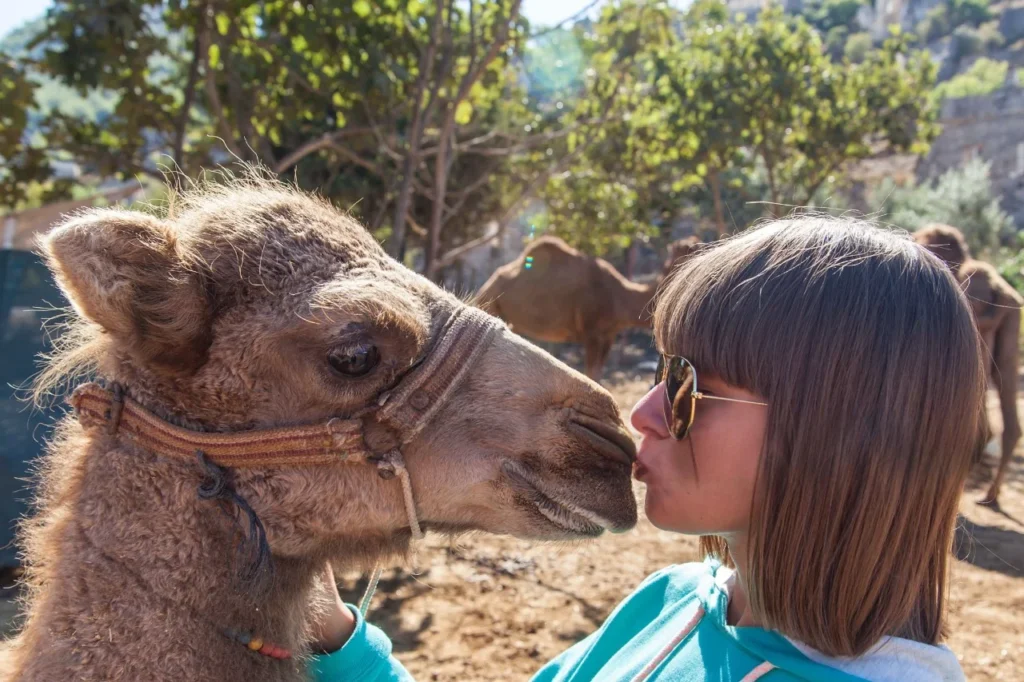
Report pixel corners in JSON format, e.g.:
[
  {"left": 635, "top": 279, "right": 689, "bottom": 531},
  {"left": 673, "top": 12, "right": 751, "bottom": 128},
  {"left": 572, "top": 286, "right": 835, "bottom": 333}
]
[
  {"left": 843, "top": 31, "right": 872, "bottom": 61},
  {"left": 644, "top": 4, "right": 936, "bottom": 232},
  {"left": 0, "top": 55, "right": 56, "bottom": 209},
  {"left": 10, "top": 0, "right": 943, "bottom": 260},
  {"left": 20, "top": 0, "right": 543, "bottom": 277},
  {"left": 932, "top": 57, "right": 1008, "bottom": 101},
  {"left": 536, "top": 0, "right": 688, "bottom": 254}
]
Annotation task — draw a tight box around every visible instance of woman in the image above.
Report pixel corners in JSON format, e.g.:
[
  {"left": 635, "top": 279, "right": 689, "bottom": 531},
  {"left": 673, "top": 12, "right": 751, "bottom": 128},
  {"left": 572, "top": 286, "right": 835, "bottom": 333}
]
[{"left": 310, "top": 217, "right": 982, "bottom": 681}]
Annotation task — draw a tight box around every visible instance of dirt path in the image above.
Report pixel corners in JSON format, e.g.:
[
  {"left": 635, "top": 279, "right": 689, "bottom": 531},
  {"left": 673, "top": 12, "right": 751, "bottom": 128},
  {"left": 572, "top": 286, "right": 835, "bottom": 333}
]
[{"left": 337, "top": 375, "right": 1024, "bottom": 681}]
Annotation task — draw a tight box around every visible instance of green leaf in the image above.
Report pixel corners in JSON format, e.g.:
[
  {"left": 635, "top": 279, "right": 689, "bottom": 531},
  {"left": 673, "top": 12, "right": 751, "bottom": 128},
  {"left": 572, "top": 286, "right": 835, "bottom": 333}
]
[
  {"left": 215, "top": 13, "right": 231, "bottom": 36},
  {"left": 353, "top": 0, "right": 372, "bottom": 18},
  {"left": 454, "top": 101, "right": 473, "bottom": 125},
  {"left": 208, "top": 44, "right": 221, "bottom": 69}
]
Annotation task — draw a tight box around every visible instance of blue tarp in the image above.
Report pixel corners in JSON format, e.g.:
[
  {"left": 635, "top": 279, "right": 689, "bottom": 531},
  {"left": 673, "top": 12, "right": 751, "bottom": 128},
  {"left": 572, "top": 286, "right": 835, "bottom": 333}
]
[{"left": 0, "top": 250, "right": 66, "bottom": 566}]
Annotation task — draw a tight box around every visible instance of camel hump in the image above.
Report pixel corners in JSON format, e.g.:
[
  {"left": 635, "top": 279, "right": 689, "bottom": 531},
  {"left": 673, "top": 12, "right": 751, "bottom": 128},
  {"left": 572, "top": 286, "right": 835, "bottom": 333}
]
[
  {"left": 519, "top": 236, "right": 585, "bottom": 272},
  {"left": 962, "top": 259, "right": 1024, "bottom": 308}
]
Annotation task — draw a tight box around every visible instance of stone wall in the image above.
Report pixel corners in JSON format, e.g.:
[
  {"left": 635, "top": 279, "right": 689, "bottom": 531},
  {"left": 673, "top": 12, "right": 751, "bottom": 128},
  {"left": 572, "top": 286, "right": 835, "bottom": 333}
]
[{"left": 917, "top": 85, "right": 1024, "bottom": 228}]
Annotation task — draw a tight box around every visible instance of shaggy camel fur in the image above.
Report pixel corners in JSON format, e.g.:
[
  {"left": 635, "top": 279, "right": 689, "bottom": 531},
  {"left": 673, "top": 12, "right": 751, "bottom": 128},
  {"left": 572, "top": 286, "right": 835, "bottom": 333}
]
[
  {"left": 476, "top": 236, "right": 701, "bottom": 380},
  {"left": 914, "top": 224, "right": 1022, "bottom": 505},
  {"left": 1, "top": 175, "right": 638, "bottom": 682}
]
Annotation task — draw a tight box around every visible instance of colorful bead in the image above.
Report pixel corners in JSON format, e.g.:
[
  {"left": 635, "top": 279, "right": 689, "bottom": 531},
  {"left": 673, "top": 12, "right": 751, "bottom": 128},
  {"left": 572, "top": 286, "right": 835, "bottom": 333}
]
[{"left": 223, "top": 627, "right": 291, "bottom": 660}]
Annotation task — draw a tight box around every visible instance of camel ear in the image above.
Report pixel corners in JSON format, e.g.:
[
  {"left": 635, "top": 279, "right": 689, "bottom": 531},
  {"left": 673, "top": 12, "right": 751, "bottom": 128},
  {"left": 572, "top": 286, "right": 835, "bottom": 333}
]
[{"left": 42, "top": 209, "right": 213, "bottom": 373}]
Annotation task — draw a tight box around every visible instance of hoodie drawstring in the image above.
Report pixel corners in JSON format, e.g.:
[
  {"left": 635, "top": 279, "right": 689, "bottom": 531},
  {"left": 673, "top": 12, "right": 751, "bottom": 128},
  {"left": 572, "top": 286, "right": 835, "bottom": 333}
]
[
  {"left": 740, "top": 661, "right": 777, "bottom": 681},
  {"left": 629, "top": 604, "right": 705, "bottom": 682},
  {"left": 628, "top": 603, "right": 777, "bottom": 682}
]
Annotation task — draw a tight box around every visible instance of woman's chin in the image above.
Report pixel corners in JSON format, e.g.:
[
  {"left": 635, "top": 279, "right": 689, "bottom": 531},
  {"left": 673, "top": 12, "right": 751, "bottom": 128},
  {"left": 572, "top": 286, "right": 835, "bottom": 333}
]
[
  {"left": 643, "top": 496, "right": 674, "bottom": 531},
  {"left": 643, "top": 496, "right": 699, "bottom": 534}
]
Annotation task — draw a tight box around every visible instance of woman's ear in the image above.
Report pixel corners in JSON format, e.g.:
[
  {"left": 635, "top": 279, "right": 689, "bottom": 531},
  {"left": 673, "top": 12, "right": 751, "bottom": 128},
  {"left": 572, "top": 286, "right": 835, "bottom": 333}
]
[{"left": 42, "top": 208, "right": 213, "bottom": 374}]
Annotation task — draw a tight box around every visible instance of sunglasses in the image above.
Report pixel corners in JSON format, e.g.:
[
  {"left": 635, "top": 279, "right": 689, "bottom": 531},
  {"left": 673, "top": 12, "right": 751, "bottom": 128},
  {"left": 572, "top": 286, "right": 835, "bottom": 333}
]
[{"left": 655, "top": 354, "right": 768, "bottom": 440}]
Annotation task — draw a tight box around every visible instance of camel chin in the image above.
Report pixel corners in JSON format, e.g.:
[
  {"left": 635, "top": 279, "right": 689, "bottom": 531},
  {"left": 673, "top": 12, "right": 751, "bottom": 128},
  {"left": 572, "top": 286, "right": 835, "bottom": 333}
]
[{"left": 501, "top": 461, "right": 625, "bottom": 539}]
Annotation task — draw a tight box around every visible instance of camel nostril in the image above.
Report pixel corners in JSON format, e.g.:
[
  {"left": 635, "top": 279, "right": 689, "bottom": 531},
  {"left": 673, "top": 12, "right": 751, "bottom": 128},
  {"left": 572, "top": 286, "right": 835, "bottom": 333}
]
[{"left": 568, "top": 413, "right": 637, "bottom": 467}]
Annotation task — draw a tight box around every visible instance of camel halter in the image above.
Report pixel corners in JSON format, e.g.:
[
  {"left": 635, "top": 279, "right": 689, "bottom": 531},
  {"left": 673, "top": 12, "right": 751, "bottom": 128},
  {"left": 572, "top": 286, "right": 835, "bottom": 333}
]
[{"left": 70, "top": 305, "right": 503, "bottom": 613}]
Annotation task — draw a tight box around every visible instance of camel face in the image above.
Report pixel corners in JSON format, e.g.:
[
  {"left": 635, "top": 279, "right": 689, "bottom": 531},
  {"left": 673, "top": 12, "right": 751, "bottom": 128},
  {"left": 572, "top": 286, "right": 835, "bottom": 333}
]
[
  {"left": 912, "top": 223, "right": 968, "bottom": 271},
  {"left": 401, "top": 327, "right": 639, "bottom": 539},
  {"left": 42, "top": 177, "right": 637, "bottom": 557},
  {"left": 665, "top": 236, "right": 702, "bottom": 273}
]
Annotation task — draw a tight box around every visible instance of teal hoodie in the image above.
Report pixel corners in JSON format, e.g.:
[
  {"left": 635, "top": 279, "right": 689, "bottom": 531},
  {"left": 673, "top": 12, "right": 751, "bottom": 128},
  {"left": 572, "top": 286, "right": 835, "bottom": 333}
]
[{"left": 311, "top": 559, "right": 964, "bottom": 681}]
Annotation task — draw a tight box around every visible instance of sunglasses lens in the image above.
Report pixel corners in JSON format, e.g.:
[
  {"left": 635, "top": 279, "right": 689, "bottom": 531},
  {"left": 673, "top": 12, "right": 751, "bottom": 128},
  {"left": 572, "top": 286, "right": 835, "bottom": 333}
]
[{"left": 660, "top": 356, "right": 696, "bottom": 440}]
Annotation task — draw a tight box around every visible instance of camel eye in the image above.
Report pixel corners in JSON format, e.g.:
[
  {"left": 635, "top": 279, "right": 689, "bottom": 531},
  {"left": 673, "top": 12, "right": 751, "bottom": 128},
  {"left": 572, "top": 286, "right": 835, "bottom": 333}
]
[{"left": 327, "top": 344, "right": 380, "bottom": 378}]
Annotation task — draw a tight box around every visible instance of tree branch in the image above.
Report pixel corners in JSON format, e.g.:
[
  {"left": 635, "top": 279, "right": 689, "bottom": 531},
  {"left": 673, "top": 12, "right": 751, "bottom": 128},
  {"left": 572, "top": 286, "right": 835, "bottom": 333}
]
[
  {"left": 436, "top": 220, "right": 500, "bottom": 269},
  {"left": 202, "top": 16, "right": 243, "bottom": 159},
  {"left": 406, "top": 211, "right": 427, "bottom": 237},
  {"left": 528, "top": 0, "right": 601, "bottom": 38},
  {"left": 173, "top": 17, "right": 205, "bottom": 172},
  {"left": 390, "top": 0, "right": 445, "bottom": 259},
  {"left": 325, "top": 143, "right": 382, "bottom": 174},
  {"left": 273, "top": 127, "right": 377, "bottom": 174}
]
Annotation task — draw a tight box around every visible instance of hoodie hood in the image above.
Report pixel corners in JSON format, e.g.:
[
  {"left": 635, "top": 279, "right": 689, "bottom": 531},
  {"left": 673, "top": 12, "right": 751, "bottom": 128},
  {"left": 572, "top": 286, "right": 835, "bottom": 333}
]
[
  {"left": 698, "top": 562, "right": 965, "bottom": 682},
  {"left": 786, "top": 637, "right": 963, "bottom": 682}
]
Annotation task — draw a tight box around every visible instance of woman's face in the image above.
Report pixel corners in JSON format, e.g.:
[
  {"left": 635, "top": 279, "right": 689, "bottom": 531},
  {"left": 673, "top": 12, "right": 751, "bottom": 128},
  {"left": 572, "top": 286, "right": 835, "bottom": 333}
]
[{"left": 629, "top": 371, "right": 767, "bottom": 536}]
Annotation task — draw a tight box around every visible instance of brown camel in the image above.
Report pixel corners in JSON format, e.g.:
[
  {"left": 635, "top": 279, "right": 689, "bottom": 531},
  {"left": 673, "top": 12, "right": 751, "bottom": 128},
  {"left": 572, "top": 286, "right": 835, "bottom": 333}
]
[
  {"left": 475, "top": 236, "right": 701, "bottom": 380},
  {"left": 913, "top": 224, "right": 1022, "bottom": 505},
  {"left": 1, "top": 174, "right": 638, "bottom": 682}
]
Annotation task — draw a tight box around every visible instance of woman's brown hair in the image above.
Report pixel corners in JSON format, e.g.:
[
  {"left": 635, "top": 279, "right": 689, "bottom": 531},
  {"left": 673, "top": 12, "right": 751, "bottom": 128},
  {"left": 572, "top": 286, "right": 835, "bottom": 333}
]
[{"left": 654, "top": 217, "right": 985, "bottom": 657}]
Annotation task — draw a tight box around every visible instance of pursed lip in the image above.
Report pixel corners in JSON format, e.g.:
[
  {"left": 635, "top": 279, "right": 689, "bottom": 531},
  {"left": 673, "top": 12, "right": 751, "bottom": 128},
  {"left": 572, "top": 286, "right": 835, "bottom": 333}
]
[
  {"left": 633, "top": 461, "right": 650, "bottom": 481},
  {"left": 633, "top": 434, "right": 652, "bottom": 481},
  {"left": 501, "top": 461, "right": 608, "bottom": 537}
]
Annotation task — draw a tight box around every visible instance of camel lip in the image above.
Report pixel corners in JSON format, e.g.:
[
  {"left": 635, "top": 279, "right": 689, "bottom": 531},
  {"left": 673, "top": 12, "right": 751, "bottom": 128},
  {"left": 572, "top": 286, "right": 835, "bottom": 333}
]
[
  {"left": 566, "top": 413, "right": 637, "bottom": 467},
  {"left": 501, "top": 462, "right": 609, "bottom": 537}
]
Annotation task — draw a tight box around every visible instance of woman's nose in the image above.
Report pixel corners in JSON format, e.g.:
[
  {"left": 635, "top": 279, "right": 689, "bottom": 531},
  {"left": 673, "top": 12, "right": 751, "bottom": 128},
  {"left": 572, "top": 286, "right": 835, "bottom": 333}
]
[{"left": 630, "top": 383, "right": 671, "bottom": 439}]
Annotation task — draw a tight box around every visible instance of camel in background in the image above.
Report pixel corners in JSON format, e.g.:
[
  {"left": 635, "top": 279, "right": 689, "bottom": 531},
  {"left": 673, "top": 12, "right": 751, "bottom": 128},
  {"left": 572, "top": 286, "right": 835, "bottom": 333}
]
[
  {"left": 914, "top": 224, "right": 1022, "bottom": 505},
  {"left": 2, "top": 174, "right": 638, "bottom": 681},
  {"left": 476, "top": 236, "right": 700, "bottom": 380}
]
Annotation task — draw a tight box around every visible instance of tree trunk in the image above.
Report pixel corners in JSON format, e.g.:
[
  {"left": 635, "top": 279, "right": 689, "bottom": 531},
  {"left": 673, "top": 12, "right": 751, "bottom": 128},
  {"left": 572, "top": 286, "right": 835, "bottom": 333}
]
[
  {"left": 424, "top": 114, "right": 455, "bottom": 280},
  {"left": 173, "top": 15, "right": 206, "bottom": 175},
  {"left": 388, "top": 1, "right": 445, "bottom": 263}
]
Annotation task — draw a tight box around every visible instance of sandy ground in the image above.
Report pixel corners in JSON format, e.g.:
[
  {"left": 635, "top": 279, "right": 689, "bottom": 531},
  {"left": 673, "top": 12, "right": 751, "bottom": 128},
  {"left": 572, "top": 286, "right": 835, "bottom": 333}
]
[
  {"left": 2, "top": 359, "right": 1022, "bottom": 680},
  {"left": 336, "top": 370, "right": 1024, "bottom": 681}
]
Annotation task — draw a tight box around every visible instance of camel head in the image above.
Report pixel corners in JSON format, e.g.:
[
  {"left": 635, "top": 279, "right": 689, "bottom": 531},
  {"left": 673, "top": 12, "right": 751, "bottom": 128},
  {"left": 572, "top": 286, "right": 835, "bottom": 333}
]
[
  {"left": 912, "top": 224, "right": 970, "bottom": 272},
  {"left": 663, "top": 236, "right": 702, "bottom": 275},
  {"left": 40, "top": 176, "right": 638, "bottom": 565}
]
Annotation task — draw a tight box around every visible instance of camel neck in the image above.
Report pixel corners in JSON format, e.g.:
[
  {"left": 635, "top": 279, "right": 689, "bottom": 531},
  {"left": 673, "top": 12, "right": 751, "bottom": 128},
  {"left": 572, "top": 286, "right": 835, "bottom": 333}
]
[
  {"left": 12, "top": 433, "right": 316, "bottom": 681},
  {"left": 613, "top": 279, "right": 658, "bottom": 330}
]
